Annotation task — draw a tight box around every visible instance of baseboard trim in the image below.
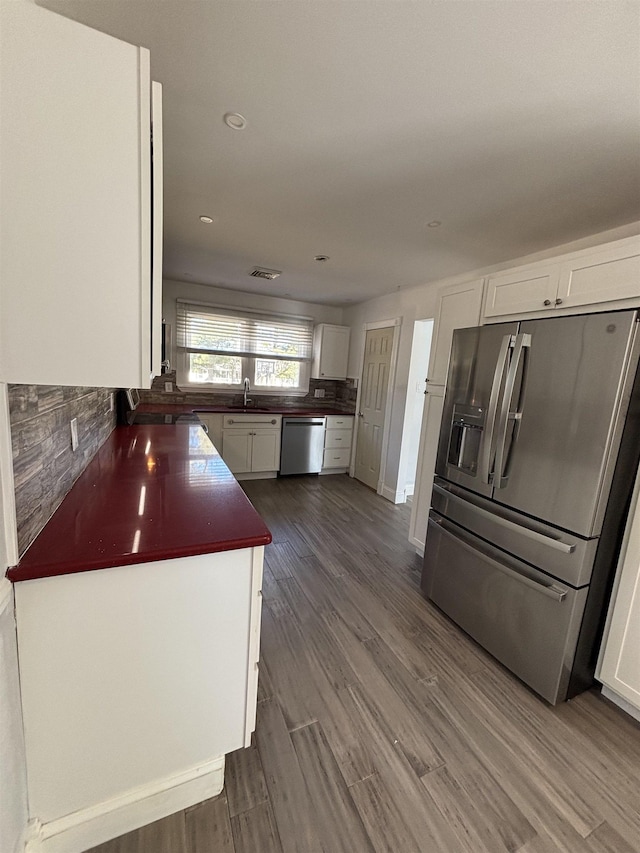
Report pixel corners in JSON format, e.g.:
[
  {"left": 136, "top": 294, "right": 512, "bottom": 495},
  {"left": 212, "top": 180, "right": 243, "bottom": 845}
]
[
  {"left": 380, "top": 485, "right": 406, "bottom": 504},
  {"left": 24, "top": 756, "right": 225, "bottom": 853},
  {"left": 600, "top": 685, "right": 640, "bottom": 723},
  {"left": 407, "top": 533, "right": 425, "bottom": 556},
  {"left": 0, "top": 576, "right": 13, "bottom": 616},
  {"left": 235, "top": 471, "right": 277, "bottom": 480}
]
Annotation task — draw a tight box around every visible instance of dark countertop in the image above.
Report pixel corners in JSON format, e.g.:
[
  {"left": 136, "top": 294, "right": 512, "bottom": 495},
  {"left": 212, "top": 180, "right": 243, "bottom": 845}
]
[
  {"left": 135, "top": 403, "right": 355, "bottom": 416},
  {"left": 7, "top": 424, "right": 272, "bottom": 583}
]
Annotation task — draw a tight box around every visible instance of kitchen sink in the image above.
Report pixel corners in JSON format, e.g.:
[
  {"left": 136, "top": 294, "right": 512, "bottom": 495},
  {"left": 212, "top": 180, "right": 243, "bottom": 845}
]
[{"left": 195, "top": 407, "right": 273, "bottom": 413}]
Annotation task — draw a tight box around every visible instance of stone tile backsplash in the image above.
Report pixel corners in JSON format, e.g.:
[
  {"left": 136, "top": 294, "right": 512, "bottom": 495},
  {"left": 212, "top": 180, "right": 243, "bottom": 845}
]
[
  {"left": 140, "top": 372, "right": 358, "bottom": 411},
  {"left": 9, "top": 385, "right": 116, "bottom": 558}
]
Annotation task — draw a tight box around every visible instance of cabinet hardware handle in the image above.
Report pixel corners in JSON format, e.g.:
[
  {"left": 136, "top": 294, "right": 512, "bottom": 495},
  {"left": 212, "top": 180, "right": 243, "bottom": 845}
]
[
  {"left": 543, "top": 299, "right": 552, "bottom": 306},
  {"left": 555, "top": 297, "right": 563, "bottom": 305}
]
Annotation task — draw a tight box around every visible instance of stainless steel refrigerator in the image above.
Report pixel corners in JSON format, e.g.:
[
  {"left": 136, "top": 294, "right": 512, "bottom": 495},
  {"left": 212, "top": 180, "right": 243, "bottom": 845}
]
[{"left": 421, "top": 310, "right": 640, "bottom": 703}]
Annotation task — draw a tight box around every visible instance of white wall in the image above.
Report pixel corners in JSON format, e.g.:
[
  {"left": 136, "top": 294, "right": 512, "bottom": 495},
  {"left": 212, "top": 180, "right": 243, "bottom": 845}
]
[
  {"left": 344, "top": 220, "right": 640, "bottom": 501},
  {"left": 0, "top": 384, "right": 28, "bottom": 853},
  {"left": 398, "top": 319, "right": 433, "bottom": 498},
  {"left": 344, "top": 286, "right": 440, "bottom": 501}
]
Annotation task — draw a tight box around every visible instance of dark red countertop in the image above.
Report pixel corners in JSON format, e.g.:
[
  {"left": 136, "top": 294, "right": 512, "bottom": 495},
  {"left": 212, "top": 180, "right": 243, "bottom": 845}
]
[
  {"left": 136, "top": 403, "right": 354, "bottom": 416},
  {"left": 7, "top": 424, "right": 272, "bottom": 583}
]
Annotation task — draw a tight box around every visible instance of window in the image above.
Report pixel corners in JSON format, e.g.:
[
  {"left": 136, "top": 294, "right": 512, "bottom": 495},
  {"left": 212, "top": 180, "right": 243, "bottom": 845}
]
[{"left": 176, "top": 301, "right": 313, "bottom": 393}]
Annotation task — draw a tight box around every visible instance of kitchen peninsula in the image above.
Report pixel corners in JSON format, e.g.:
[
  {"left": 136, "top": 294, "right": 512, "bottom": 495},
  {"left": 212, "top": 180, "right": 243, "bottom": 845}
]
[{"left": 7, "top": 423, "right": 269, "bottom": 853}]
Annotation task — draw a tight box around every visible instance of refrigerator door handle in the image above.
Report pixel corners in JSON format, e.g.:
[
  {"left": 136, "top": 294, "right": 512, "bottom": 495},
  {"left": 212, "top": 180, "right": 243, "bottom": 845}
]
[
  {"left": 432, "top": 482, "right": 576, "bottom": 554},
  {"left": 494, "top": 332, "right": 531, "bottom": 489},
  {"left": 479, "top": 333, "right": 514, "bottom": 485},
  {"left": 432, "top": 515, "right": 568, "bottom": 602}
]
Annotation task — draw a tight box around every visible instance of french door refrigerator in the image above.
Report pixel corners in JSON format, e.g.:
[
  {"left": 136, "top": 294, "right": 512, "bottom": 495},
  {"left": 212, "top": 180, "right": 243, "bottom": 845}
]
[{"left": 421, "top": 310, "right": 640, "bottom": 703}]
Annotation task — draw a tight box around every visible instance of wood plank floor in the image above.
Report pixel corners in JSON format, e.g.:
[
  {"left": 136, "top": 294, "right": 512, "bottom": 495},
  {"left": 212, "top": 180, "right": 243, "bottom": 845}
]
[{"left": 87, "top": 474, "right": 640, "bottom": 853}]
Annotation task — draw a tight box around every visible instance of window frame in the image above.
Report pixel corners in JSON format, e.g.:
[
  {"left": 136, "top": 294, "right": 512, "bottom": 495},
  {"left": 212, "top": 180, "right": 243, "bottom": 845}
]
[{"left": 176, "top": 302, "right": 313, "bottom": 396}]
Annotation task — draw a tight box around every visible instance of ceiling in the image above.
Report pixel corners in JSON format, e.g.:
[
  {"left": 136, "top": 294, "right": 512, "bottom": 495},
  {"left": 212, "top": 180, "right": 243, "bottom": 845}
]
[{"left": 38, "top": 1, "right": 640, "bottom": 306}]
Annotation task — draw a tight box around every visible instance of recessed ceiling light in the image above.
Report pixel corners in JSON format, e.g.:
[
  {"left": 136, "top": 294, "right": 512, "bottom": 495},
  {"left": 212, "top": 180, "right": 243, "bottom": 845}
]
[
  {"left": 314, "top": 255, "right": 330, "bottom": 262},
  {"left": 224, "top": 112, "right": 247, "bottom": 131},
  {"left": 427, "top": 220, "right": 442, "bottom": 228},
  {"left": 199, "top": 215, "right": 214, "bottom": 224}
]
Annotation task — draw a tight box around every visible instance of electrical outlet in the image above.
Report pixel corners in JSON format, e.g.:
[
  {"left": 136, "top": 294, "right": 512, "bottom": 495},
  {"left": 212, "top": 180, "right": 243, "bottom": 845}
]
[
  {"left": 70, "top": 418, "right": 79, "bottom": 451},
  {"left": 164, "top": 382, "right": 173, "bottom": 393},
  {"left": 314, "top": 389, "right": 325, "bottom": 398}
]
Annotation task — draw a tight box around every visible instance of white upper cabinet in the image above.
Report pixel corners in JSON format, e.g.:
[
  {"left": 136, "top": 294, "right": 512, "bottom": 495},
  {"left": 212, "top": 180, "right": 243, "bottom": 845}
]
[
  {"left": 557, "top": 239, "right": 640, "bottom": 310},
  {"left": 311, "top": 324, "right": 351, "bottom": 380},
  {"left": 483, "top": 265, "right": 560, "bottom": 318},
  {"left": 427, "top": 278, "right": 485, "bottom": 387},
  {"left": 483, "top": 236, "right": 640, "bottom": 321},
  {"left": 0, "top": 2, "right": 162, "bottom": 388}
]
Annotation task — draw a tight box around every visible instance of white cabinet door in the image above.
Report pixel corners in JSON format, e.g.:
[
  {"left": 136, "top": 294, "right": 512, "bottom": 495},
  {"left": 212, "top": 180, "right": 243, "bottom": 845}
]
[
  {"left": 558, "top": 239, "right": 640, "bottom": 309},
  {"left": 598, "top": 468, "right": 640, "bottom": 713},
  {"left": 250, "top": 429, "right": 281, "bottom": 472},
  {"left": 484, "top": 264, "right": 559, "bottom": 319},
  {"left": 408, "top": 387, "right": 445, "bottom": 553},
  {"left": 427, "top": 278, "right": 485, "bottom": 387},
  {"left": 0, "top": 2, "right": 156, "bottom": 388},
  {"left": 222, "top": 430, "right": 252, "bottom": 473},
  {"left": 312, "top": 325, "right": 351, "bottom": 379},
  {"left": 197, "top": 414, "right": 224, "bottom": 450}
]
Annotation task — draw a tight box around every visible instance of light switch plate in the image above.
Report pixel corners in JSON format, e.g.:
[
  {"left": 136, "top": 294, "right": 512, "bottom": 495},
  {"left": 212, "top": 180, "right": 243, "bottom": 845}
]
[{"left": 314, "top": 389, "right": 325, "bottom": 398}]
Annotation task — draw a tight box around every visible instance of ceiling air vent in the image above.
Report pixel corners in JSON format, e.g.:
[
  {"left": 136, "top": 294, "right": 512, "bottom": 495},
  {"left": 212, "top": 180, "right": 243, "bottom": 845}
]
[{"left": 250, "top": 267, "right": 282, "bottom": 280}]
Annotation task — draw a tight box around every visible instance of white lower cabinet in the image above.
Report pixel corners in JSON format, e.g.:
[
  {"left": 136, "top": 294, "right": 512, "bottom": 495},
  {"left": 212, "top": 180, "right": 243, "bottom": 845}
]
[
  {"left": 14, "top": 546, "right": 264, "bottom": 852},
  {"left": 321, "top": 415, "right": 354, "bottom": 472},
  {"left": 221, "top": 415, "right": 282, "bottom": 477}
]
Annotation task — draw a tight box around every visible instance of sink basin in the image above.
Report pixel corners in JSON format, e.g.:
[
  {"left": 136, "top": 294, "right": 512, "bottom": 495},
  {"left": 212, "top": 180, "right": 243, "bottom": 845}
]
[
  {"left": 195, "top": 407, "right": 273, "bottom": 413},
  {"left": 227, "top": 407, "right": 272, "bottom": 413}
]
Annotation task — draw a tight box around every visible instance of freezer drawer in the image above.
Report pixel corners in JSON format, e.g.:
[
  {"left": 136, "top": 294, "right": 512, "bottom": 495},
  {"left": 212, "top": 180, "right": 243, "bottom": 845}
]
[
  {"left": 431, "top": 477, "right": 598, "bottom": 587},
  {"left": 422, "top": 512, "right": 588, "bottom": 704}
]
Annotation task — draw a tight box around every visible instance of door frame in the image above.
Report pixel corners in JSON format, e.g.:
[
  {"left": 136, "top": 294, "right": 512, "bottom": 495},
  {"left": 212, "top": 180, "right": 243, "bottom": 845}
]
[{"left": 350, "top": 318, "right": 402, "bottom": 498}]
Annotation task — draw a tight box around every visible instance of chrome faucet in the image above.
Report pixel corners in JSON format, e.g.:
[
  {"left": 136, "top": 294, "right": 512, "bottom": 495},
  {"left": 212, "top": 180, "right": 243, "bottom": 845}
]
[{"left": 243, "top": 377, "right": 251, "bottom": 408}]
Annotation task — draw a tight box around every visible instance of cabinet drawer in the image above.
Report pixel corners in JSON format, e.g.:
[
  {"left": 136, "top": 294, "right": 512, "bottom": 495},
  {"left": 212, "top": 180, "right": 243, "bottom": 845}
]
[
  {"left": 323, "top": 448, "right": 351, "bottom": 468},
  {"left": 324, "top": 429, "right": 352, "bottom": 449},
  {"left": 222, "top": 414, "right": 281, "bottom": 429},
  {"left": 325, "top": 415, "right": 354, "bottom": 431}
]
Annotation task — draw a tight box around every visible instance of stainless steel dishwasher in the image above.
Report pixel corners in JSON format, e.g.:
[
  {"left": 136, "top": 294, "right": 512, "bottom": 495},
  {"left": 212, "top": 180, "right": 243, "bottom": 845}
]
[{"left": 279, "top": 416, "right": 326, "bottom": 475}]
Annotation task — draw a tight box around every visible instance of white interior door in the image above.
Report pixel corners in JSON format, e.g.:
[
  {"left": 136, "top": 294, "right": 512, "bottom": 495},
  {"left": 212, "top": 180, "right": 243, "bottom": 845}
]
[{"left": 355, "top": 327, "right": 394, "bottom": 490}]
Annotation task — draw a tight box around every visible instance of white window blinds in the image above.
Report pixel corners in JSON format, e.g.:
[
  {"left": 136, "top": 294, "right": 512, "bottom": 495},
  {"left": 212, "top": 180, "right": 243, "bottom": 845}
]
[{"left": 176, "top": 302, "right": 313, "bottom": 362}]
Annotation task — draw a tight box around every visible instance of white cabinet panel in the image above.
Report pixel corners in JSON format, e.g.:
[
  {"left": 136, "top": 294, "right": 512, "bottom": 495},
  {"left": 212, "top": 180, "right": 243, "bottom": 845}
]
[
  {"left": 326, "top": 415, "right": 354, "bottom": 431},
  {"left": 221, "top": 415, "right": 282, "bottom": 475},
  {"left": 409, "top": 387, "right": 445, "bottom": 553},
  {"left": 558, "top": 242, "right": 640, "bottom": 308},
  {"left": 0, "top": 2, "right": 159, "bottom": 388},
  {"left": 598, "top": 467, "right": 640, "bottom": 713},
  {"left": 312, "top": 324, "right": 351, "bottom": 379},
  {"left": 323, "top": 448, "right": 351, "bottom": 468},
  {"left": 484, "top": 265, "right": 559, "bottom": 318},
  {"left": 427, "top": 279, "right": 485, "bottom": 387},
  {"left": 324, "top": 429, "right": 352, "bottom": 450},
  {"left": 251, "top": 429, "right": 281, "bottom": 472},
  {"left": 483, "top": 236, "right": 640, "bottom": 321},
  {"left": 15, "top": 549, "right": 261, "bottom": 822},
  {"left": 222, "top": 430, "right": 252, "bottom": 473},
  {"left": 322, "top": 415, "right": 354, "bottom": 472},
  {"left": 197, "top": 413, "right": 224, "bottom": 449}
]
